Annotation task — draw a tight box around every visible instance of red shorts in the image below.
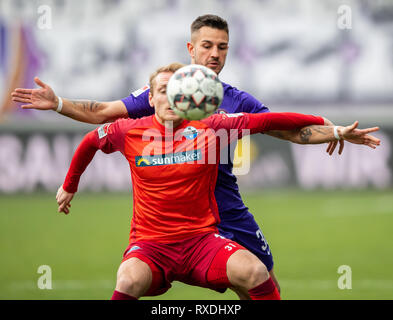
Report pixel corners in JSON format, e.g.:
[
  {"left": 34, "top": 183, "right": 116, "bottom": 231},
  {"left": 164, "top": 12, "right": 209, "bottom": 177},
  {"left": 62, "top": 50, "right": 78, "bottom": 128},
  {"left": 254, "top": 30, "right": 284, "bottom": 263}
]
[{"left": 121, "top": 232, "right": 245, "bottom": 296}]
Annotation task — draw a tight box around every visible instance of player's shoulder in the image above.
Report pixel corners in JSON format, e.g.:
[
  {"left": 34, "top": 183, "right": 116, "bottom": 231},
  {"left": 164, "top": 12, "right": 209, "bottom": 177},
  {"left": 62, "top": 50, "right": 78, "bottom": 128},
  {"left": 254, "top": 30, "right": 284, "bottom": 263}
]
[
  {"left": 130, "top": 85, "right": 150, "bottom": 98},
  {"left": 221, "top": 81, "right": 268, "bottom": 114},
  {"left": 121, "top": 85, "right": 150, "bottom": 106},
  {"left": 222, "top": 81, "right": 248, "bottom": 98},
  {"left": 221, "top": 81, "right": 257, "bottom": 106},
  {"left": 101, "top": 115, "right": 154, "bottom": 134}
]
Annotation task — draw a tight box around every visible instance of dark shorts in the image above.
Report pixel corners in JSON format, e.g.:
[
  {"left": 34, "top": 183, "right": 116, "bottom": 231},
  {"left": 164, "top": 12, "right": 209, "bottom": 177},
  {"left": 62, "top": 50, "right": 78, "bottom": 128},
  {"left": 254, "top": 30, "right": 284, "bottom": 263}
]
[
  {"left": 217, "top": 211, "right": 274, "bottom": 272},
  {"left": 122, "top": 232, "right": 245, "bottom": 296}
]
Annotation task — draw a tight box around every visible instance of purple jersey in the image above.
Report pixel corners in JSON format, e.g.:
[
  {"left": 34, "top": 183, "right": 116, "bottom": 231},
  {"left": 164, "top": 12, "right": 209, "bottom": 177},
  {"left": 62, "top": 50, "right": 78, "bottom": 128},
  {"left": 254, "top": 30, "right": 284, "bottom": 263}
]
[{"left": 121, "top": 82, "right": 270, "bottom": 219}]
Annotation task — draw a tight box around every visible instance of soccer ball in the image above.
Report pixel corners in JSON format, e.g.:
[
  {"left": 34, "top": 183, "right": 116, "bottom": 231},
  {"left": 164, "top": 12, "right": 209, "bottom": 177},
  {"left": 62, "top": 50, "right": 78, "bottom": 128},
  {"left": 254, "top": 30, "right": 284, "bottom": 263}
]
[{"left": 167, "top": 64, "right": 224, "bottom": 120}]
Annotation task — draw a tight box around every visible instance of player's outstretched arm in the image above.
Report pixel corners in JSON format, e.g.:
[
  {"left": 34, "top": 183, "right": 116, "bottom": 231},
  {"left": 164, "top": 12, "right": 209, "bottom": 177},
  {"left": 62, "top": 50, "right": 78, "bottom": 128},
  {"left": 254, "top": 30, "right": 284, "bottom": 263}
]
[
  {"left": 266, "top": 117, "right": 345, "bottom": 155},
  {"left": 213, "top": 113, "right": 380, "bottom": 150},
  {"left": 11, "top": 77, "right": 128, "bottom": 124},
  {"left": 274, "top": 121, "right": 380, "bottom": 149}
]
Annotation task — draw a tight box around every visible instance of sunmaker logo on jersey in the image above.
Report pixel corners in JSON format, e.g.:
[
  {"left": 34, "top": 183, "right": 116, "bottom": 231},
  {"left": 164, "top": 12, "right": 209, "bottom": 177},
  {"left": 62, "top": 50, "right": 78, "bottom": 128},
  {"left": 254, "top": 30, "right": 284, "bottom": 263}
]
[{"left": 135, "top": 149, "right": 202, "bottom": 167}]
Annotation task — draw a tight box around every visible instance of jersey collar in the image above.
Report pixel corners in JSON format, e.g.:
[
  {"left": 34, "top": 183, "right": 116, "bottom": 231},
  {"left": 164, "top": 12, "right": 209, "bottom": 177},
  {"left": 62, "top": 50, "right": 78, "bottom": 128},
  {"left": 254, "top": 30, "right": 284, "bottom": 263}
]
[{"left": 152, "top": 114, "right": 189, "bottom": 134}]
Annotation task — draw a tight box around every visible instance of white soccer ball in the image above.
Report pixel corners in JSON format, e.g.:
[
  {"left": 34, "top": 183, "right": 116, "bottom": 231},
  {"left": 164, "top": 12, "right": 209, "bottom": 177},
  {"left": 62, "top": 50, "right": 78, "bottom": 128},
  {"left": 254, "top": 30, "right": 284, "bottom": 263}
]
[{"left": 167, "top": 64, "right": 224, "bottom": 120}]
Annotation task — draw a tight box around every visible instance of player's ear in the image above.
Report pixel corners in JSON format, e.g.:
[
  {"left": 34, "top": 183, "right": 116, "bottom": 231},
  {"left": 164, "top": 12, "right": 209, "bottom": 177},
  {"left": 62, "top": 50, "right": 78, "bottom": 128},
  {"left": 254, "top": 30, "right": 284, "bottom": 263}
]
[
  {"left": 148, "top": 91, "right": 154, "bottom": 108},
  {"left": 187, "top": 42, "right": 195, "bottom": 60}
]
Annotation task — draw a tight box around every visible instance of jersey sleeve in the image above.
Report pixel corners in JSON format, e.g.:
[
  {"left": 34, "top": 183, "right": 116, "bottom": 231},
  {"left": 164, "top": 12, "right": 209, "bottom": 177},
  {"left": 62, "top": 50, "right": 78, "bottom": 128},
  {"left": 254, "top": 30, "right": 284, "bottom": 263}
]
[
  {"left": 202, "top": 113, "right": 249, "bottom": 134},
  {"left": 120, "top": 87, "right": 155, "bottom": 119},
  {"left": 62, "top": 119, "right": 135, "bottom": 193},
  {"left": 202, "top": 112, "right": 324, "bottom": 142},
  {"left": 246, "top": 112, "right": 325, "bottom": 134},
  {"left": 96, "top": 118, "right": 140, "bottom": 154}
]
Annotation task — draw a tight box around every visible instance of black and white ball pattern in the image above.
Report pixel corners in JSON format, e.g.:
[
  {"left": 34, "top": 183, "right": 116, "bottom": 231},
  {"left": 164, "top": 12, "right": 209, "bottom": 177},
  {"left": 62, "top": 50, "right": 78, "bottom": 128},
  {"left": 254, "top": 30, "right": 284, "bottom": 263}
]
[{"left": 167, "top": 64, "right": 224, "bottom": 120}]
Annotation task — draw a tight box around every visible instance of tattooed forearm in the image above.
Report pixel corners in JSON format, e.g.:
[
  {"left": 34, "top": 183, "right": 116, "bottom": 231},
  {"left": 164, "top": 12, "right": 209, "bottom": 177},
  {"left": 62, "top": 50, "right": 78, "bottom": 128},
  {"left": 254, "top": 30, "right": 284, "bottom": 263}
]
[
  {"left": 70, "top": 100, "right": 104, "bottom": 113},
  {"left": 299, "top": 125, "right": 333, "bottom": 144},
  {"left": 267, "top": 126, "right": 334, "bottom": 144},
  {"left": 311, "top": 126, "right": 331, "bottom": 135},
  {"left": 300, "top": 127, "right": 312, "bottom": 143}
]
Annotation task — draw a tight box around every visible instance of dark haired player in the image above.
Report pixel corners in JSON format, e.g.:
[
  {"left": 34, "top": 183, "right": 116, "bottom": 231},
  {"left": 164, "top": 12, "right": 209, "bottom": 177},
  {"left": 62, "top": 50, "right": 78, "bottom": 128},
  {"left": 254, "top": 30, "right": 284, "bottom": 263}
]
[{"left": 13, "top": 14, "right": 345, "bottom": 298}]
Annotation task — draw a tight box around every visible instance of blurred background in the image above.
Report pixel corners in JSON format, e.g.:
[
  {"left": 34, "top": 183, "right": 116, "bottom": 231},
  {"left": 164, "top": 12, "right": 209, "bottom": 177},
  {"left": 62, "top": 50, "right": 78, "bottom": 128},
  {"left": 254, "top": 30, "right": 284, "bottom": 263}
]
[{"left": 0, "top": 0, "right": 392, "bottom": 300}]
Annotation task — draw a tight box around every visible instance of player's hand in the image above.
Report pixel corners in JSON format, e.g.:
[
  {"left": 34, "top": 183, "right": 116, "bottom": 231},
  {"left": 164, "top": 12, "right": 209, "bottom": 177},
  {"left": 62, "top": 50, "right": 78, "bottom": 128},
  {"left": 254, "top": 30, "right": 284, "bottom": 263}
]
[
  {"left": 323, "top": 117, "right": 344, "bottom": 156},
  {"left": 338, "top": 121, "right": 380, "bottom": 149},
  {"left": 56, "top": 185, "right": 74, "bottom": 215},
  {"left": 11, "top": 77, "right": 58, "bottom": 111}
]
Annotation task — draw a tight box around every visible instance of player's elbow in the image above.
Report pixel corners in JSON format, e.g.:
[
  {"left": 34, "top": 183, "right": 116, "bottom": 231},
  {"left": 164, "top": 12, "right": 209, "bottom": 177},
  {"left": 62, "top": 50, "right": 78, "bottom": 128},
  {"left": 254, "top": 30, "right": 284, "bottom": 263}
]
[
  {"left": 94, "top": 112, "right": 112, "bottom": 124},
  {"left": 92, "top": 106, "right": 114, "bottom": 124},
  {"left": 96, "top": 101, "right": 128, "bottom": 124}
]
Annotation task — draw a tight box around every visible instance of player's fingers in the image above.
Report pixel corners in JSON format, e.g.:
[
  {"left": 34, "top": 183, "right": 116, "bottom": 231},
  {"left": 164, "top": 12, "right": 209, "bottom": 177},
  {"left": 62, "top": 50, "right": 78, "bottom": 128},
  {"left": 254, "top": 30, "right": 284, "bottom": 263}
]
[
  {"left": 65, "top": 201, "right": 72, "bottom": 213},
  {"left": 326, "top": 142, "right": 331, "bottom": 154},
  {"left": 11, "top": 92, "right": 32, "bottom": 99},
  {"left": 58, "top": 201, "right": 69, "bottom": 214},
  {"left": 12, "top": 97, "right": 31, "bottom": 103},
  {"left": 11, "top": 91, "right": 24, "bottom": 97},
  {"left": 56, "top": 186, "right": 63, "bottom": 199},
  {"left": 34, "top": 77, "right": 47, "bottom": 88},
  {"left": 326, "top": 141, "right": 336, "bottom": 153},
  {"left": 349, "top": 121, "right": 359, "bottom": 131},
  {"left": 14, "top": 88, "right": 33, "bottom": 94},
  {"left": 363, "top": 137, "right": 380, "bottom": 148},
  {"left": 361, "top": 127, "right": 379, "bottom": 134},
  {"left": 327, "top": 143, "right": 334, "bottom": 156},
  {"left": 327, "top": 141, "right": 336, "bottom": 155},
  {"left": 20, "top": 104, "right": 35, "bottom": 109},
  {"left": 58, "top": 203, "right": 65, "bottom": 213},
  {"left": 344, "top": 121, "right": 358, "bottom": 134},
  {"left": 338, "top": 140, "right": 344, "bottom": 155},
  {"left": 57, "top": 193, "right": 66, "bottom": 205},
  {"left": 365, "top": 134, "right": 381, "bottom": 144},
  {"left": 330, "top": 141, "right": 338, "bottom": 155}
]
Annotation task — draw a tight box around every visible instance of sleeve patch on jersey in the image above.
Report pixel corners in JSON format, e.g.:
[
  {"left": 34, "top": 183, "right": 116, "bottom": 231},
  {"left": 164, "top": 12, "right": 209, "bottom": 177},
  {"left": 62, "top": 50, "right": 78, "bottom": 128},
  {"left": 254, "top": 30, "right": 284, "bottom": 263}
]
[
  {"left": 98, "top": 123, "right": 111, "bottom": 139},
  {"left": 131, "top": 85, "right": 150, "bottom": 97}
]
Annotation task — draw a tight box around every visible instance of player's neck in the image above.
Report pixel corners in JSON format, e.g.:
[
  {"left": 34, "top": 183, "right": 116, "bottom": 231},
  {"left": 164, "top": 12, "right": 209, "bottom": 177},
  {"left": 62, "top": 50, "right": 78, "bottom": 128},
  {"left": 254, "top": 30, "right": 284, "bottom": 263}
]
[{"left": 154, "top": 114, "right": 184, "bottom": 129}]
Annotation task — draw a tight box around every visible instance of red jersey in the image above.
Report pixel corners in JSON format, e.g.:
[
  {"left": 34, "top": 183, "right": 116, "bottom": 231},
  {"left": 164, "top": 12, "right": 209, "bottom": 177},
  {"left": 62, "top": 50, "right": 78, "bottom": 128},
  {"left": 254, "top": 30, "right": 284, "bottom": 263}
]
[{"left": 63, "top": 112, "right": 324, "bottom": 244}]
